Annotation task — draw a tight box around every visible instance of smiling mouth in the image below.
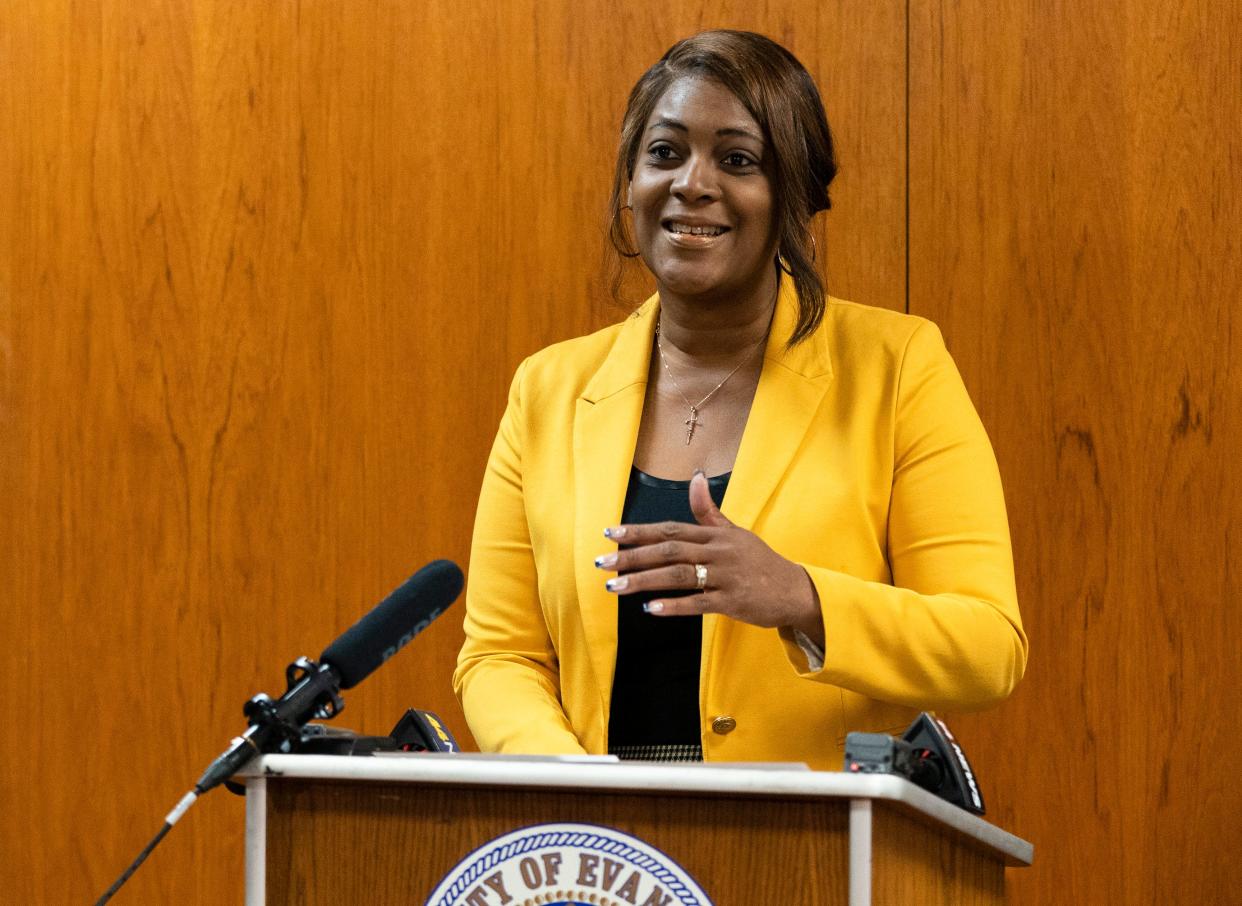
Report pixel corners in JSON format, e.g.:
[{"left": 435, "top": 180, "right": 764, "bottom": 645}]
[{"left": 663, "top": 220, "right": 730, "bottom": 238}]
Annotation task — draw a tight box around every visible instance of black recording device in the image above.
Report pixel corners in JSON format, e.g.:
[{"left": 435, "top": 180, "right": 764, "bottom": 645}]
[
  {"left": 843, "top": 713, "right": 986, "bottom": 815},
  {"left": 297, "top": 708, "right": 460, "bottom": 756}
]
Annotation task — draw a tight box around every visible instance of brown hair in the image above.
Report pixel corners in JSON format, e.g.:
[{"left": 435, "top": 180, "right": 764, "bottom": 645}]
[{"left": 607, "top": 30, "right": 837, "bottom": 345}]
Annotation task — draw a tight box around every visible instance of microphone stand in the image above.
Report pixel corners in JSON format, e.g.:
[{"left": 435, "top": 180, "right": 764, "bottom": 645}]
[
  {"left": 94, "top": 657, "right": 345, "bottom": 905},
  {"left": 93, "top": 558, "right": 464, "bottom": 904}
]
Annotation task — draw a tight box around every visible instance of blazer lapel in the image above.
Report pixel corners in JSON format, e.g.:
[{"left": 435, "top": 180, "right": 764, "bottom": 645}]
[
  {"left": 722, "top": 279, "right": 835, "bottom": 533},
  {"left": 572, "top": 301, "right": 658, "bottom": 711},
  {"left": 702, "top": 280, "right": 835, "bottom": 690}
]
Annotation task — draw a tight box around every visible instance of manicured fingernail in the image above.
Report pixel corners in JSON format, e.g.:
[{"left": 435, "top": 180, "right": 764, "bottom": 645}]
[
  {"left": 643, "top": 601, "right": 664, "bottom": 614},
  {"left": 604, "top": 526, "right": 627, "bottom": 539},
  {"left": 605, "top": 577, "right": 628, "bottom": 592},
  {"left": 594, "top": 553, "right": 618, "bottom": 568},
  {"left": 692, "top": 468, "right": 704, "bottom": 477}
]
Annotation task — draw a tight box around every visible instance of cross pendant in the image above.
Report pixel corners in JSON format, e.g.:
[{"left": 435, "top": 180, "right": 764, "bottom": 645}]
[{"left": 684, "top": 407, "right": 700, "bottom": 445}]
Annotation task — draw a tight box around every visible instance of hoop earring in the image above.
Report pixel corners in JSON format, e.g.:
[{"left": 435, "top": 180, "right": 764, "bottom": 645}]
[
  {"left": 609, "top": 203, "right": 642, "bottom": 259},
  {"left": 810, "top": 234, "right": 817, "bottom": 263}
]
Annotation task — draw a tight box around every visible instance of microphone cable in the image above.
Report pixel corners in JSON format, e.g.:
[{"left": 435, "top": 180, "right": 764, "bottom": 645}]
[{"left": 95, "top": 789, "right": 199, "bottom": 905}]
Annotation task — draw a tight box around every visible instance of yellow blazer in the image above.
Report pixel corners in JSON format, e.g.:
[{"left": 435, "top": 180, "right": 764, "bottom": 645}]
[{"left": 454, "top": 280, "right": 1027, "bottom": 771}]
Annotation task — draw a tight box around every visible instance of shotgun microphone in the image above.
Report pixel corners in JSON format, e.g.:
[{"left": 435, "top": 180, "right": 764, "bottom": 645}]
[
  {"left": 96, "top": 560, "right": 464, "bottom": 905},
  {"left": 194, "top": 559, "right": 463, "bottom": 794},
  {"left": 321, "top": 558, "right": 464, "bottom": 689}
]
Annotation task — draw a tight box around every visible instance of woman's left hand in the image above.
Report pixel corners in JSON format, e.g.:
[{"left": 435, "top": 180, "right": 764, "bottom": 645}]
[{"left": 597, "top": 472, "right": 824, "bottom": 646}]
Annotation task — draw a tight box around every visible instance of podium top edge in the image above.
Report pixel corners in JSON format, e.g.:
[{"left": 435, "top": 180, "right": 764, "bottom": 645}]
[{"left": 240, "top": 753, "right": 1033, "bottom": 865}]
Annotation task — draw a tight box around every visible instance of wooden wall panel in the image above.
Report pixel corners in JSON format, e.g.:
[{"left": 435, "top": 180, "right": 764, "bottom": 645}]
[
  {"left": 909, "top": 2, "right": 1242, "bottom": 901},
  {"left": 0, "top": 1, "right": 904, "bottom": 901}
]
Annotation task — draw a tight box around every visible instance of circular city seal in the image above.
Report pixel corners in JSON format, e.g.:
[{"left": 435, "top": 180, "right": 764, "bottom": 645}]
[{"left": 425, "top": 822, "right": 714, "bottom": 906}]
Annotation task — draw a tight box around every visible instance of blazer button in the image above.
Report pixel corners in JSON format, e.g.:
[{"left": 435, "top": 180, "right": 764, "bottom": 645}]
[{"left": 711, "top": 716, "right": 737, "bottom": 735}]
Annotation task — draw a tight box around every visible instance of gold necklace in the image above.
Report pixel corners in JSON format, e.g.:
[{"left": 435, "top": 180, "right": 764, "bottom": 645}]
[{"left": 654, "top": 323, "right": 766, "bottom": 445}]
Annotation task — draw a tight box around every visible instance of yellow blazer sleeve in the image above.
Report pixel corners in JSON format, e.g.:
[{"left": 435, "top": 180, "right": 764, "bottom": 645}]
[
  {"left": 783, "top": 320, "right": 1028, "bottom": 710},
  {"left": 453, "top": 359, "right": 587, "bottom": 754}
]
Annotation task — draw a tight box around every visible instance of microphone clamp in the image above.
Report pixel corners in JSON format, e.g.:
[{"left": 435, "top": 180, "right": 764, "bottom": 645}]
[{"left": 242, "top": 656, "right": 345, "bottom": 752}]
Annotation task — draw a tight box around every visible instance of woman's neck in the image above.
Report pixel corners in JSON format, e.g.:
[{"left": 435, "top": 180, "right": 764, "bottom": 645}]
[{"left": 655, "top": 271, "right": 779, "bottom": 361}]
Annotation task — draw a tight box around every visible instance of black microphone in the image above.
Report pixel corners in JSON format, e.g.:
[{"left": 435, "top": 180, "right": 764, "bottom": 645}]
[
  {"left": 321, "top": 558, "right": 464, "bottom": 688},
  {"left": 96, "top": 560, "right": 464, "bottom": 905},
  {"left": 194, "top": 560, "right": 464, "bottom": 794}
]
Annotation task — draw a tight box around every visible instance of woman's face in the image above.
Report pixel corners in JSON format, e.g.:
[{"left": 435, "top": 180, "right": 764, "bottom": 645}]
[{"left": 629, "top": 76, "right": 777, "bottom": 305}]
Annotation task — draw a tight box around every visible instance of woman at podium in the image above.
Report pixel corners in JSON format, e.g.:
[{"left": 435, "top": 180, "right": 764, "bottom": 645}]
[{"left": 454, "top": 30, "right": 1027, "bottom": 770}]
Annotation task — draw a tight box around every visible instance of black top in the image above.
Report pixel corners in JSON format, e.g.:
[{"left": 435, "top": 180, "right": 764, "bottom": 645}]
[{"left": 607, "top": 467, "right": 731, "bottom": 752}]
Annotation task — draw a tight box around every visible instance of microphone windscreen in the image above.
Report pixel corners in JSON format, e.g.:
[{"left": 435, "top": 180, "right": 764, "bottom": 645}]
[{"left": 320, "top": 559, "right": 464, "bottom": 689}]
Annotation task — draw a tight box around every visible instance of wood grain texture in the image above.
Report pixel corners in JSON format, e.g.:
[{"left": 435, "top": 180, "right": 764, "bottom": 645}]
[
  {"left": 263, "top": 780, "right": 1019, "bottom": 904},
  {"left": 871, "top": 807, "right": 1005, "bottom": 905},
  {"left": 0, "top": 1, "right": 904, "bottom": 901},
  {"left": 909, "top": 1, "right": 1242, "bottom": 902},
  {"left": 263, "top": 779, "right": 854, "bottom": 904}
]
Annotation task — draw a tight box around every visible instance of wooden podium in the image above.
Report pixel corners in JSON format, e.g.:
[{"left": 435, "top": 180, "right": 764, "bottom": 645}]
[{"left": 240, "top": 753, "right": 1032, "bottom": 905}]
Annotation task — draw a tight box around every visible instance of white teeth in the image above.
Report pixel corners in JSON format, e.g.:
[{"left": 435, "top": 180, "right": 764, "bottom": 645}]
[{"left": 668, "top": 222, "right": 726, "bottom": 237}]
